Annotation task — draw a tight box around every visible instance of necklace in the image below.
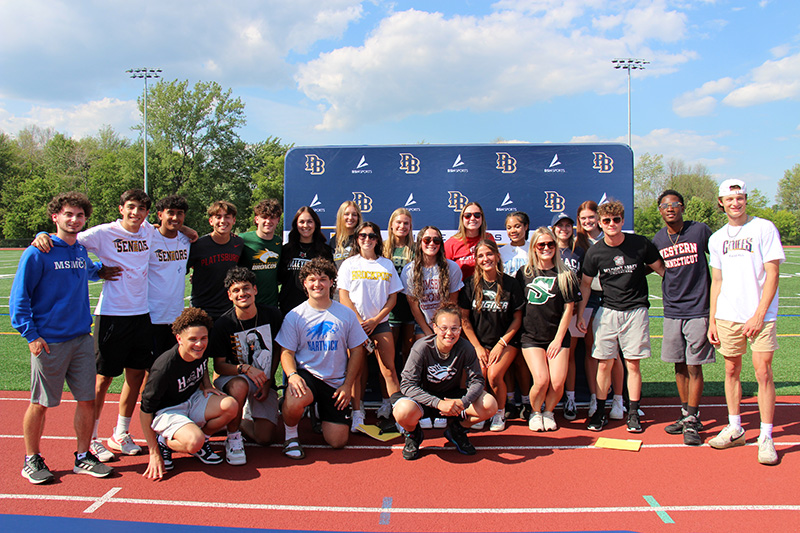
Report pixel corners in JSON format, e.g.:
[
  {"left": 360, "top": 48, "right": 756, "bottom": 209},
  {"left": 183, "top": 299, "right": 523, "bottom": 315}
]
[
  {"left": 726, "top": 216, "right": 750, "bottom": 238},
  {"left": 236, "top": 309, "right": 258, "bottom": 332},
  {"left": 667, "top": 224, "right": 683, "bottom": 246},
  {"left": 434, "top": 342, "right": 451, "bottom": 360}
]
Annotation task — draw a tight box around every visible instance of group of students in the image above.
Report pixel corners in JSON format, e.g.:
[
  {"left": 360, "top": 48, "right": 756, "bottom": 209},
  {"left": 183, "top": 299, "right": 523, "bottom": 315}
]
[{"left": 13, "top": 177, "right": 785, "bottom": 485}]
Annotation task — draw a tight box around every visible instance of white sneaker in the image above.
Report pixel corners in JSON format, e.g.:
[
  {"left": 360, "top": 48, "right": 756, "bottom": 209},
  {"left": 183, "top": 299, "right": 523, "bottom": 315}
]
[
  {"left": 225, "top": 433, "right": 247, "bottom": 466},
  {"left": 419, "top": 417, "right": 433, "bottom": 429},
  {"left": 609, "top": 400, "right": 624, "bottom": 420},
  {"left": 90, "top": 439, "right": 115, "bottom": 462},
  {"left": 350, "top": 408, "right": 366, "bottom": 433},
  {"left": 489, "top": 410, "right": 506, "bottom": 432},
  {"left": 758, "top": 437, "right": 778, "bottom": 465},
  {"left": 588, "top": 396, "right": 597, "bottom": 417},
  {"left": 528, "top": 412, "right": 545, "bottom": 432},
  {"left": 106, "top": 428, "right": 141, "bottom": 455},
  {"left": 433, "top": 418, "right": 448, "bottom": 429},
  {"left": 376, "top": 401, "right": 392, "bottom": 420},
  {"left": 542, "top": 411, "right": 558, "bottom": 431}
]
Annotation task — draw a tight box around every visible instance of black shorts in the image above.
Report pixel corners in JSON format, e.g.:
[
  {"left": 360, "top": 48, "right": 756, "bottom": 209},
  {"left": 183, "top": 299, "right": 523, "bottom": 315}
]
[
  {"left": 521, "top": 332, "right": 571, "bottom": 350},
  {"left": 297, "top": 368, "right": 350, "bottom": 425},
  {"left": 95, "top": 314, "right": 155, "bottom": 377},
  {"left": 152, "top": 324, "right": 178, "bottom": 359}
]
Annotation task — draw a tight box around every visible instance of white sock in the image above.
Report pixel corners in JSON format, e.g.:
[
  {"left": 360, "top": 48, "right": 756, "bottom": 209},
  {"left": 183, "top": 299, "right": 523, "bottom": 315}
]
[
  {"left": 116, "top": 415, "right": 131, "bottom": 436},
  {"left": 759, "top": 423, "right": 773, "bottom": 441},
  {"left": 227, "top": 430, "right": 241, "bottom": 440},
  {"left": 590, "top": 393, "right": 597, "bottom": 402},
  {"left": 284, "top": 424, "right": 298, "bottom": 441},
  {"left": 728, "top": 414, "right": 742, "bottom": 428},
  {"left": 566, "top": 391, "right": 575, "bottom": 401},
  {"left": 495, "top": 408, "right": 505, "bottom": 418}
]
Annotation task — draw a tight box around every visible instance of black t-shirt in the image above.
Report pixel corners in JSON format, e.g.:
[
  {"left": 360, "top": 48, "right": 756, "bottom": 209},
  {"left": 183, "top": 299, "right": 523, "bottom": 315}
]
[
  {"left": 581, "top": 234, "right": 661, "bottom": 311},
  {"left": 458, "top": 274, "right": 524, "bottom": 347},
  {"left": 652, "top": 221, "right": 711, "bottom": 319},
  {"left": 208, "top": 304, "right": 283, "bottom": 373},
  {"left": 560, "top": 246, "right": 585, "bottom": 276},
  {"left": 141, "top": 345, "right": 207, "bottom": 414},
  {"left": 277, "top": 242, "right": 334, "bottom": 315},
  {"left": 516, "top": 267, "right": 580, "bottom": 344},
  {"left": 188, "top": 234, "right": 245, "bottom": 319}
]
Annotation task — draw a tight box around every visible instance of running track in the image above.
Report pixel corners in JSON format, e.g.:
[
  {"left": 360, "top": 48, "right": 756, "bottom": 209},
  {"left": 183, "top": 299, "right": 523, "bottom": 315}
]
[{"left": 2, "top": 392, "right": 798, "bottom": 533}]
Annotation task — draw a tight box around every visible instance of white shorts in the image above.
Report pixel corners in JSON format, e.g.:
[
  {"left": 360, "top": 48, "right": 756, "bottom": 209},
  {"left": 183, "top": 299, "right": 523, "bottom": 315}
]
[{"left": 151, "top": 389, "right": 210, "bottom": 440}]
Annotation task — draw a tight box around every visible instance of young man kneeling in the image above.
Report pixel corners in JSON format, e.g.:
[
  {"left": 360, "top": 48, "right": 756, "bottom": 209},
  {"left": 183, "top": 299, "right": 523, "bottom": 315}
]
[
  {"left": 140, "top": 308, "right": 238, "bottom": 479},
  {"left": 392, "top": 304, "right": 497, "bottom": 460}
]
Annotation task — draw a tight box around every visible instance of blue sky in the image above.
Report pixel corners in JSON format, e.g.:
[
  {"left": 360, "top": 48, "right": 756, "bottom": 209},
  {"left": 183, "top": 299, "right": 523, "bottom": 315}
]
[{"left": 1, "top": 0, "right": 798, "bottom": 201}]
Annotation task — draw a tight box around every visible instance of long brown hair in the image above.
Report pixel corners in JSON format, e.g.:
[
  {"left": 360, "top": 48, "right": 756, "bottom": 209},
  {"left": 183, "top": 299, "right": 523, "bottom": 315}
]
[
  {"left": 471, "top": 239, "right": 505, "bottom": 313},
  {"left": 575, "top": 200, "right": 597, "bottom": 251},
  {"left": 410, "top": 226, "right": 451, "bottom": 304},
  {"left": 452, "top": 202, "right": 487, "bottom": 244}
]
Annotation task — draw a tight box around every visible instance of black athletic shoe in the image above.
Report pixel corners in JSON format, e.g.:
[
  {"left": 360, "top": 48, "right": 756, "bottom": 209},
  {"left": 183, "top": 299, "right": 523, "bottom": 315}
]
[
  {"left": 587, "top": 411, "right": 608, "bottom": 432},
  {"left": 444, "top": 422, "right": 476, "bottom": 456},
  {"left": 626, "top": 412, "right": 643, "bottom": 433},
  {"left": 682, "top": 415, "right": 702, "bottom": 446},
  {"left": 158, "top": 439, "right": 174, "bottom": 470},
  {"left": 21, "top": 454, "right": 54, "bottom": 484},
  {"left": 193, "top": 440, "right": 223, "bottom": 465},
  {"left": 402, "top": 426, "right": 424, "bottom": 460},
  {"left": 665, "top": 411, "right": 704, "bottom": 434},
  {"left": 520, "top": 403, "right": 533, "bottom": 422},
  {"left": 73, "top": 452, "right": 114, "bottom": 478},
  {"left": 505, "top": 403, "right": 520, "bottom": 421}
]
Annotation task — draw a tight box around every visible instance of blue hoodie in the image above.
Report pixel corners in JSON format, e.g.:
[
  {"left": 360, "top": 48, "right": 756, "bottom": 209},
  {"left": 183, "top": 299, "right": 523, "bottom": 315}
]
[{"left": 10, "top": 236, "right": 101, "bottom": 344}]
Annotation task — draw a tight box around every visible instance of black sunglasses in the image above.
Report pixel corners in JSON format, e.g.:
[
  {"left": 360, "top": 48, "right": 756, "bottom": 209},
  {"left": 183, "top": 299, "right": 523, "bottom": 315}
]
[{"left": 357, "top": 232, "right": 378, "bottom": 241}]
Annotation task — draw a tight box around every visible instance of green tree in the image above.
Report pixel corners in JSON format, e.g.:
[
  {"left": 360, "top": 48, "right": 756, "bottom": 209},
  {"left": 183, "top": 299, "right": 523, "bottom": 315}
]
[
  {"left": 634, "top": 153, "right": 667, "bottom": 209},
  {"left": 633, "top": 201, "right": 662, "bottom": 238},
  {"left": 777, "top": 163, "right": 800, "bottom": 213}
]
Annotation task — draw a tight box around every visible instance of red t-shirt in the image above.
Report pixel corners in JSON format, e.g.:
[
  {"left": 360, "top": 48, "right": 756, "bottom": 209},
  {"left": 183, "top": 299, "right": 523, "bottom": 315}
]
[{"left": 444, "top": 233, "right": 495, "bottom": 281}]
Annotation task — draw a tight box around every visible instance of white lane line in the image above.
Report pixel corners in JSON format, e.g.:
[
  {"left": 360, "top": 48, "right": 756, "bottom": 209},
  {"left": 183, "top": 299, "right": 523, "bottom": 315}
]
[
  {"left": 1, "top": 492, "right": 799, "bottom": 515},
  {"left": 84, "top": 487, "right": 122, "bottom": 513}
]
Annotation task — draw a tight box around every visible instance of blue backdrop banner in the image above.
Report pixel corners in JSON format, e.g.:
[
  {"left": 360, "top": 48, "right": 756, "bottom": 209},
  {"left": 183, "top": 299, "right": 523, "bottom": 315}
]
[{"left": 284, "top": 144, "right": 633, "bottom": 243}]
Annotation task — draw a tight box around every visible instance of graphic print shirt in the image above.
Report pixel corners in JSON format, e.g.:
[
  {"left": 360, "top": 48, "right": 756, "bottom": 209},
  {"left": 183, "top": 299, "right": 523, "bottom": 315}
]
[{"left": 516, "top": 267, "right": 580, "bottom": 345}]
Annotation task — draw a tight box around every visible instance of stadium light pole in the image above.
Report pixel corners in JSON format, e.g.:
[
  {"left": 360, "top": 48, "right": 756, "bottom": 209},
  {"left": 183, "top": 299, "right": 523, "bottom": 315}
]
[
  {"left": 612, "top": 58, "right": 648, "bottom": 148},
  {"left": 126, "top": 67, "right": 162, "bottom": 194}
]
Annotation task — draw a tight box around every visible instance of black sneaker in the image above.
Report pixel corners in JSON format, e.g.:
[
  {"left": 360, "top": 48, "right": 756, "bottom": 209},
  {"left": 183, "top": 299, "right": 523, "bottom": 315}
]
[
  {"left": 444, "top": 422, "right": 476, "bottom": 456},
  {"left": 626, "top": 411, "right": 643, "bottom": 433},
  {"left": 682, "top": 415, "right": 702, "bottom": 446},
  {"left": 665, "top": 411, "right": 704, "bottom": 435},
  {"left": 158, "top": 439, "right": 174, "bottom": 470},
  {"left": 505, "top": 403, "right": 520, "bottom": 420},
  {"left": 193, "top": 440, "right": 223, "bottom": 465},
  {"left": 587, "top": 411, "right": 608, "bottom": 432},
  {"left": 519, "top": 403, "right": 532, "bottom": 422},
  {"left": 402, "top": 426, "right": 424, "bottom": 461},
  {"left": 73, "top": 452, "right": 113, "bottom": 478},
  {"left": 21, "top": 454, "right": 54, "bottom": 484}
]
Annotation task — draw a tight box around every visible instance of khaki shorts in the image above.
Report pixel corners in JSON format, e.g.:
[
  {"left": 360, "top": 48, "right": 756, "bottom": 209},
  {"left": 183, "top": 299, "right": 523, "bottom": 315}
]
[
  {"left": 592, "top": 306, "right": 651, "bottom": 361},
  {"left": 715, "top": 319, "right": 778, "bottom": 358}
]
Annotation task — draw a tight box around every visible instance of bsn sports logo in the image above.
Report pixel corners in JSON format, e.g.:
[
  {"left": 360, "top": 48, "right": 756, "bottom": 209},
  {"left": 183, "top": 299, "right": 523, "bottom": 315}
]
[
  {"left": 496, "top": 152, "right": 517, "bottom": 173},
  {"left": 448, "top": 154, "right": 468, "bottom": 173},
  {"left": 351, "top": 155, "right": 372, "bottom": 174},
  {"left": 309, "top": 194, "right": 324, "bottom": 212},
  {"left": 404, "top": 193, "right": 420, "bottom": 212},
  {"left": 592, "top": 152, "right": 614, "bottom": 173},
  {"left": 304, "top": 154, "right": 325, "bottom": 175},
  {"left": 496, "top": 193, "right": 515, "bottom": 212},
  {"left": 544, "top": 154, "right": 566, "bottom": 173},
  {"left": 448, "top": 191, "right": 469, "bottom": 213},
  {"left": 399, "top": 153, "right": 420, "bottom": 174},
  {"left": 352, "top": 192, "right": 373, "bottom": 213},
  {"left": 544, "top": 191, "right": 566, "bottom": 212}
]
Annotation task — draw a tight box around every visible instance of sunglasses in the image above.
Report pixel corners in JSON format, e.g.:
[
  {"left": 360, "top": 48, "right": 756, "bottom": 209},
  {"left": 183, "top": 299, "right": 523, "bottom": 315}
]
[
  {"left": 535, "top": 241, "right": 556, "bottom": 250},
  {"left": 659, "top": 201, "right": 683, "bottom": 210},
  {"left": 463, "top": 212, "right": 482, "bottom": 219},
  {"left": 357, "top": 232, "right": 378, "bottom": 241},
  {"left": 601, "top": 216, "right": 622, "bottom": 225},
  {"left": 422, "top": 236, "right": 443, "bottom": 245}
]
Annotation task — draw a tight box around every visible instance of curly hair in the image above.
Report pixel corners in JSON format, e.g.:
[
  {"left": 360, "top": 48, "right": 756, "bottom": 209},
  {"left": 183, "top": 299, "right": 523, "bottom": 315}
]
[
  {"left": 299, "top": 257, "right": 338, "bottom": 298},
  {"left": 48, "top": 192, "right": 92, "bottom": 219},
  {"left": 254, "top": 198, "right": 282, "bottom": 219},
  {"left": 172, "top": 307, "right": 214, "bottom": 335},
  {"left": 154, "top": 195, "right": 189, "bottom": 213}
]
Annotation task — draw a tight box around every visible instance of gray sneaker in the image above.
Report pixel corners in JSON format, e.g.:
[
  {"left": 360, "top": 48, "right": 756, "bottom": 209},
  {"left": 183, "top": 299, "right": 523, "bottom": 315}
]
[
  {"left": 73, "top": 452, "right": 114, "bottom": 478},
  {"left": 21, "top": 454, "right": 54, "bottom": 484},
  {"left": 757, "top": 437, "right": 778, "bottom": 465}
]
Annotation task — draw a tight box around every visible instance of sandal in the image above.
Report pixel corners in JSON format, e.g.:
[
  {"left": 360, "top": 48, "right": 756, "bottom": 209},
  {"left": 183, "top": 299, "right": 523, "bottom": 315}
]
[{"left": 283, "top": 437, "right": 305, "bottom": 460}]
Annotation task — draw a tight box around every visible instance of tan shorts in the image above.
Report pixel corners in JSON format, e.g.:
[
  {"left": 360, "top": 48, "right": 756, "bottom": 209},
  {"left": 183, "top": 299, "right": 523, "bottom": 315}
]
[{"left": 716, "top": 319, "right": 778, "bottom": 358}]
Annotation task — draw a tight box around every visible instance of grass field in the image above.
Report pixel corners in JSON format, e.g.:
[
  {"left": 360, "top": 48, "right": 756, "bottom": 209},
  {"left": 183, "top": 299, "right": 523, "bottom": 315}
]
[{"left": 0, "top": 247, "right": 798, "bottom": 397}]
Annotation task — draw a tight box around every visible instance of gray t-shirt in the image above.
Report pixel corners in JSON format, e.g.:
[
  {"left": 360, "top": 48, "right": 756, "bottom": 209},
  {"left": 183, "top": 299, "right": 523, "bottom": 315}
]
[{"left": 276, "top": 300, "right": 368, "bottom": 388}]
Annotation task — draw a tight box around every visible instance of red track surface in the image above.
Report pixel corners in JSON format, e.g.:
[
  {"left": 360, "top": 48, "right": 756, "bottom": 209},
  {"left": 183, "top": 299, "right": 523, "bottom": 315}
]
[{"left": 2, "top": 391, "right": 798, "bottom": 532}]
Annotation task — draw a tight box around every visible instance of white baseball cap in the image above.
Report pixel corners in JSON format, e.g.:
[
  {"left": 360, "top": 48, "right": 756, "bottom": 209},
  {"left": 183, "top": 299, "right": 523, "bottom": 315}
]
[{"left": 718, "top": 179, "right": 747, "bottom": 197}]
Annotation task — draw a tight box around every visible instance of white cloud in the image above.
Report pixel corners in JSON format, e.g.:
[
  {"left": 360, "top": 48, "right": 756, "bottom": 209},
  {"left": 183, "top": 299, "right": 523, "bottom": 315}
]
[
  {"left": 0, "top": 98, "right": 137, "bottom": 139},
  {"left": 297, "top": 3, "right": 693, "bottom": 130},
  {"left": 722, "top": 52, "right": 800, "bottom": 107},
  {"left": 631, "top": 128, "right": 728, "bottom": 163},
  {"left": 672, "top": 77, "right": 735, "bottom": 117}
]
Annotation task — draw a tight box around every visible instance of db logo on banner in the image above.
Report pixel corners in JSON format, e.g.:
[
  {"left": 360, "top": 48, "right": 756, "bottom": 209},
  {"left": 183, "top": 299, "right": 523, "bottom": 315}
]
[
  {"left": 448, "top": 191, "right": 469, "bottom": 213},
  {"left": 592, "top": 152, "right": 614, "bottom": 173},
  {"left": 352, "top": 192, "right": 373, "bottom": 213},
  {"left": 304, "top": 154, "right": 325, "bottom": 175}
]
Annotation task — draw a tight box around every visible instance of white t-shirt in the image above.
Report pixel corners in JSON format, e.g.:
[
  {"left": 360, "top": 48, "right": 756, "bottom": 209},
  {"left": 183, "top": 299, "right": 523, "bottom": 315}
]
[
  {"left": 709, "top": 216, "right": 785, "bottom": 323},
  {"left": 401, "top": 259, "right": 464, "bottom": 326},
  {"left": 78, "top": 220, "right": 157, "bottom": 316},
  {"left": 338, "top": 255, "right": 403, "bottom": 323},
  {"left": 275, "top": 300, "right": 368, "bottom": 388},
  {"left": 499, "top": 241, "right": 529, "bottom": 276},
  {"left": 148, "top": 231, "right": 191, "bottom": 324}
]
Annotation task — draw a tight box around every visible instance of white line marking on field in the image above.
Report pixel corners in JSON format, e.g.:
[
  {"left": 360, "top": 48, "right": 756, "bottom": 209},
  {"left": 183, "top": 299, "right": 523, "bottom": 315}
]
[
  {"left": 83, "top": 487, "right": 122, "bottom": 513},
  {"left": 0, "top": 492, "right": 799, "bottom": 516}
]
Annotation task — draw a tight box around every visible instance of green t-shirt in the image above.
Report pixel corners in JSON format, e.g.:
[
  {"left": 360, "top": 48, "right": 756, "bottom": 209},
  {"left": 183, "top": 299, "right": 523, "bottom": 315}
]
[{"left": 239, "top": 231, "right": 282, "bottom": 307}]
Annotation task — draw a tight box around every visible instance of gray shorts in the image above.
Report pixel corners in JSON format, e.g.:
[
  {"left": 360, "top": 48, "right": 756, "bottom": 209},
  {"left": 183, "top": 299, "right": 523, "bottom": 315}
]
[
  {"left": 151, "top": 389, "right": 210, "bottom": 440},
  {"left": 30, "top": 334, "right": 95, "bottom": 407},
  {"left": 214, "top": 374, "right": 279, "bottom": 424},
  {"left": 592, "top": 306, "right": 651, "bottom": 361},
  {"left": 661, "top": 317, "right": 715, "bottom": 365}
]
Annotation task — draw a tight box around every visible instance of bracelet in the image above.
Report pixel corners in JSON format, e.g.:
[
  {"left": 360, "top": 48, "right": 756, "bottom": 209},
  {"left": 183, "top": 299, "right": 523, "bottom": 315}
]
[
  {"left": 237, "top": 364, "right": 244, "bottom": 374},
  {"left": 287, "top": 371, "right": 299, "bottom": 379},
  {"left": 498, "top": 338, "right": 508, "bottom": 347}
]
